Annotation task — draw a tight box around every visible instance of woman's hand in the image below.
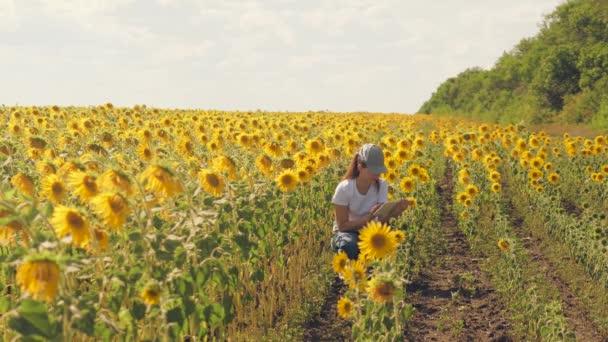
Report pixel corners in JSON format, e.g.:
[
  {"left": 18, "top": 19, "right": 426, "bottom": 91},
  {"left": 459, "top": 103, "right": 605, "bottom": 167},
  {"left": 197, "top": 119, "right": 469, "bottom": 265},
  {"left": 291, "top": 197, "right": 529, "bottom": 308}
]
[{"left": 369, "top": 203, "right": 382, "bottom": 217}]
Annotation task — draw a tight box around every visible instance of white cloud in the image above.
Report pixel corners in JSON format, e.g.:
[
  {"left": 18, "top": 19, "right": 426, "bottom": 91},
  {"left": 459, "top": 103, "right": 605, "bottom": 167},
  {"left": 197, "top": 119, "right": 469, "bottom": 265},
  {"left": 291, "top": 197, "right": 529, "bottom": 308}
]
[
  {"left": 0, "top": 0, "right": 19, "bottom": 31},
  {"left": 0, "top": 0, "right": 566, "bottom": 112}
]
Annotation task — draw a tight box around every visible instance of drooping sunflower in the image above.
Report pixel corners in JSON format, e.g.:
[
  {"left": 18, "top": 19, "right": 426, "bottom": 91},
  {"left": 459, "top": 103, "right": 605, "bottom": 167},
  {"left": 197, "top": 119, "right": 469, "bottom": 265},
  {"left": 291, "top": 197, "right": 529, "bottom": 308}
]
[
  {"left": 16, "top": 257, "right": 60, "bottom": 302},
  {"left": 41, "top": 174, "right": 67, "bottom": 204},
  {"left": 89, "top": 227, "right": 109, "bottom": 253},
  {"left": 98, "top": 169, "right": 133, "bottom": 196},
  {"left": 358, "top": 221, "right": 397, "bottom": 260},
  {"left": 141, "top": 280, "right": 161, "bottom": 305},
  {"left": 140, "top": 165, "right": 184, "bottom": 198},
  {"left": 91, "top": 193, "right": 129, "bottom": 229},
  {"left": 337, "top": 297, "right": 354, "bottom": 319},
  {"left": 343, "top": 259, "right": 367, "bottom": 290},
  {"left": 255, "top": 154, "right": 274, "bottom": 176},
  {"left": 276, "top": 170, "right": 298, "bottom": 192},
  {"left": 11, "top": 173, "right": 35, "bottom": 197},
  {"left": 68, "top": 171, "right": 99, "bottom": 202},
  {"left": 366, "top": 277, "right": 396, "bottom": 303},
  {"left": 51, "top": 205, "right": 90, "bottom": 248},
  {"left": 332, "top": 251, "right": 349, "bottom": 275},
  {"left": 198, "top": 169, "right": 225, "bottom": 197},
  {"left": 264, "top": 141, "right": 283, "bottom": 157}
]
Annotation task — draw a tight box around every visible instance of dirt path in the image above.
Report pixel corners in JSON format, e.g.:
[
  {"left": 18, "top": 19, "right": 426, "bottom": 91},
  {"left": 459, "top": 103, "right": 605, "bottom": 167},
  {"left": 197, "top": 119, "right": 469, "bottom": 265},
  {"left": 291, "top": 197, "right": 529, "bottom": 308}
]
[
  {"left": 302, "top": 275, "right": 352, "bottom": 341},
  {"left": 405, "top": 165, "right": 511, "bottom": 341},
  {"left": 507, "top": 200, "right": 605, "bottom": 341}
]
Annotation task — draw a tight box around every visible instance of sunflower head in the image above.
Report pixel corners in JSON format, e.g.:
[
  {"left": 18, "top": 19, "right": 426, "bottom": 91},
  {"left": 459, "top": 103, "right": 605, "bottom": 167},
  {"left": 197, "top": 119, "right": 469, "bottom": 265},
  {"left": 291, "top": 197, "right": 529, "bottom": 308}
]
[
  {"left": 497, "top": 238, "right": 512, "bottom": 253},
  {"left": 337, "top": 297, "right": 354, "bottom": 319},
  {"left": 358, "top": 221, "right": 397, "bottom": 260},
  {"left": 16, "top": 257, "right": 60, "bottom": 302},
  {"left": 332, "top": 251, "right": 349, "bottom": 275},
  {"left": 366, "top": 277, "right": 396, "bottom": 303},
  {"left": 142, "top": 280, "right": 161, "bottom": 305},
  {"left": 276, "top": 170, "right": 298, "bottom": 193}
]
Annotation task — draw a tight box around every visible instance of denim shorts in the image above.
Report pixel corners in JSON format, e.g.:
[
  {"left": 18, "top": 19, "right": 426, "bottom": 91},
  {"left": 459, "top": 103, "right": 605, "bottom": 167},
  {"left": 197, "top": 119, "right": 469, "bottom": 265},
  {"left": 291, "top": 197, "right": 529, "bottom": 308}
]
[{"left": 330, "top": 231, "right": 360, "bottom": 260}]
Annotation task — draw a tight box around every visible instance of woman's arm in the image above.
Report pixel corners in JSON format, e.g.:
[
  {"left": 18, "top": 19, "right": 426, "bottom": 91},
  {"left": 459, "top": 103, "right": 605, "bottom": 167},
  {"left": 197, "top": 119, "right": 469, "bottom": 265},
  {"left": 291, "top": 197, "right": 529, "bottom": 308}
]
[{"left": 334, "top": 204, "right": 379, "bottom": 232}]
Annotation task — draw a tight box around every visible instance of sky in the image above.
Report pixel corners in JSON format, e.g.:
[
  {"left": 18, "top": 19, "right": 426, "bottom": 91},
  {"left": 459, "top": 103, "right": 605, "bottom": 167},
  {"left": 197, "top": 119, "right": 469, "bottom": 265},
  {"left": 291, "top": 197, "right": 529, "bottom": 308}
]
[{"left": 0, "top": 0, "right": 565, "bottom": 114}]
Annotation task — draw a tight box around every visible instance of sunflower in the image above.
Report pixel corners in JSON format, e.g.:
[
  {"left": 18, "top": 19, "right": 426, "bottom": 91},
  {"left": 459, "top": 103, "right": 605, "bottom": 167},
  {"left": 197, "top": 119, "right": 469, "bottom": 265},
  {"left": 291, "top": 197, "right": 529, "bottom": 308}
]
[
  {"left": 305, "top": 139, "right": 324, "bottom": 155},
  {"left": 528, "top": 169, "right": 543, "bottom": 180},
  {"left": 91, "top": 193, "right": 129, "bottom": 229},
  {"left": 237, "top": 133, "right": 252, "bottom": 148},
  {"left": 137, "top": 144, "right": 155, "bottom": 162},
  {"left": 358, "top": 221, "right": 397, "bottom": 260},
  {"left": 408, "top": 164, "right": 422, "bottom": 178},
  {"left": 384, "top": 170, "right": 398, "bottom": 183},
  {"left": 140, "top": 165, "right": 184, "bottom": 198},
  {"left": 68, "top": 171, "right": 99, "bottom": 202},
  {"left": 343, "top": 259, "right": 367, "bottom": 290},
  {"left": 51, "top": 206, "right": 90, "bottom": 248},
  {"left": 199, "top": 169, "right": 225, "bottom": 197},
  {"left": 489, "top": 171, "right": 501, "bottom": 182},
  {"left": 264, "top": 141, "right": 283, "bottom": 157},
  {"left": 497, "top": 239, "right": 511, "bottom": 252},
  {"left": 456, "top": 192, "right": 470, "bottom": 204},
  {"left": 366, "top": 277, "right": 396, "bottom": 303},
  {"left": 276, "top": 170, "right": 298, "bottom": 192},
  {"left": 89, "top": 227, "right": 109, "bottom": 253},
  {"left": 332, "top": 251, "right": 349, "bottom": 275},
  {"left": 212, "top": 155, "right": 237, "bottom": 180},
  {"left": 142, "top": 280, "right": 161, "bottom": 305},
  {"left": 295, "top": 167, "right": 310, "bottom": 183},
  {"left": 491, "top": 182, "right": 502, "bottom": 193},
  {"left": 547, "top": 173, "right": 560, "bottom": 185},
  {"left": 337, "top": 297, "right": 354, "bottom": 319},
  {"left": 99, "top": 169, "right": 133, "bottom": 196},
  {"left": 11, "top": 173, "right": 35, "bottom": 197},
  {"left": 41, "top": 174, "right": 67, "bottom": 204},
  {"left": 16, "top": 258, "right": 60, "bottom": 302},
  {"left": 465, "top": 184, "right": 479, "bottom": 197},
  {"left": 460, "top": 211, "right": 470, "bottom": 220},
  {"left": 399, "top": 177, "right": 415, "bottom": 193},
  {"left": 391, "top": 230, "right": 406, "bottom": 244},
  {"left": 601, "top": 164, "right": 608, "bottom": 175},
  {"left": 255, "top": 154, "right": 274, "bottom": 176}
]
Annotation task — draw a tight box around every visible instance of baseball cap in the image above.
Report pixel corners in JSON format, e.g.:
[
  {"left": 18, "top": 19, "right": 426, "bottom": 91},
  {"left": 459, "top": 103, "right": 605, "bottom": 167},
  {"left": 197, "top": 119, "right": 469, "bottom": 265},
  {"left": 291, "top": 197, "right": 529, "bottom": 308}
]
[{"left": 357, "top": 143, "right": 388, "bottom": 175}]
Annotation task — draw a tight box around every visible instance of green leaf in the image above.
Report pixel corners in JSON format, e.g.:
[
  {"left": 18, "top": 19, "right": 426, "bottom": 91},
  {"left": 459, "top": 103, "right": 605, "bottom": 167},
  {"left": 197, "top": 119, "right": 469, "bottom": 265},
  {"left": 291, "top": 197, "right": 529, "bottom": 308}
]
[
  {"left": 204, "top": 303, "right": 225, "bottom": 328},
  {"left": 72, "top": 308, "right": 95, "bottom": 336},
  {"left": 131, "top": 300, "right": 146, "bottom": 320},
  {"left": 8, "top": 299, "right": 55, "bottom": 339},
  {"left": 166, "top": 307, "right": 184, "bottom": 326}
]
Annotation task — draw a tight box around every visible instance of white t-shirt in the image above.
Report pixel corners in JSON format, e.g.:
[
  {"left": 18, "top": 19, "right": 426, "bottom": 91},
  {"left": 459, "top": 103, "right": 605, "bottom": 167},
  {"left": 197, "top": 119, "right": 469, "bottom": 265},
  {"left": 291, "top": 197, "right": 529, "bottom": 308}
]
[{"left": 331, "top": 178, "right": 389, "bottom": 232}]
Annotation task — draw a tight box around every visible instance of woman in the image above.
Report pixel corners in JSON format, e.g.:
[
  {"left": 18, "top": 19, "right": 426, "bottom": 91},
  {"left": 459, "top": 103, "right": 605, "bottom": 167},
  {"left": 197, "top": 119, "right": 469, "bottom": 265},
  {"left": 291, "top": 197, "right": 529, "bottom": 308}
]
[{"left": 330, "top": 143, "right": 411, "bottom": 260}]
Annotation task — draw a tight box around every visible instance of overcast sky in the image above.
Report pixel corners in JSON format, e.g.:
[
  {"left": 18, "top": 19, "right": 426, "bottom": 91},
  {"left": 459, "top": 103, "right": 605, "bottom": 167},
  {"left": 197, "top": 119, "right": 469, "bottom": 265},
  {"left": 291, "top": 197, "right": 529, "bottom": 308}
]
[{"left": 0, "top": 0, "right": 565, "bottom": 113}]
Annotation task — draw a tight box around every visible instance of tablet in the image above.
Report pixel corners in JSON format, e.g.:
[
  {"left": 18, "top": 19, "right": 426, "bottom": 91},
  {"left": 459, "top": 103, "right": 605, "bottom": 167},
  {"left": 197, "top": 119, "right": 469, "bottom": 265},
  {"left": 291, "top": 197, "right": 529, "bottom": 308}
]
[{"left": 372, "top": 200, "right": 401, "bottom": 218}]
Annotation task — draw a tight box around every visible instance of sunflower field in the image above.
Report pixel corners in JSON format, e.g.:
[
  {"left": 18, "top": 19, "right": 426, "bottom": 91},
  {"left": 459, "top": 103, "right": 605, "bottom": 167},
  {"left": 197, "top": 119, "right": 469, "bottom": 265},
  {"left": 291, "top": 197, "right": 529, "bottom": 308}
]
[{"left": 1, "top": 105, "right": 608, "bottom": 341}]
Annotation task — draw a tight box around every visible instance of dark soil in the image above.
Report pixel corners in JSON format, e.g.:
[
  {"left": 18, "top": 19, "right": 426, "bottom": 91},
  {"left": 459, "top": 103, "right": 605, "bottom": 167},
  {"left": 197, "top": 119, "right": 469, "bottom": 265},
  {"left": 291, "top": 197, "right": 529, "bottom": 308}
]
[
  {"left": 404, "top": 166, "right": 512, "bottom": 342},
  {"left": 302, "top": 275, "right": 352, "bottom": 341}
]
